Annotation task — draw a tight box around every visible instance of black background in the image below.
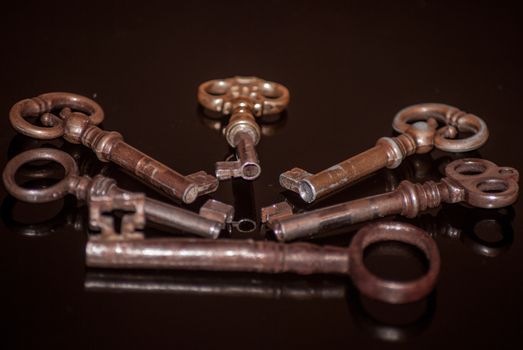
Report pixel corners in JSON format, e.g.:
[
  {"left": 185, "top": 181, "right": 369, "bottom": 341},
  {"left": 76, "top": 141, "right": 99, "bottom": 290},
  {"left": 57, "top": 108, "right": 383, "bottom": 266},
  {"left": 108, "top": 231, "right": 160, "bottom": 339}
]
[{"left": 1, "top": 1, "right": 522, "bottom": 349}]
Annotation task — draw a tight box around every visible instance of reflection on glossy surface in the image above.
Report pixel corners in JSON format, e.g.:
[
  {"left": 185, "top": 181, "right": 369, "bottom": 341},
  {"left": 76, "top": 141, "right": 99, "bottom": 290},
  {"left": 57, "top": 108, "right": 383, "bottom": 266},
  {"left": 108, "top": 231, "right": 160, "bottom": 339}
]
[
  {"left": 407, "top": 204, "right": 514, "bottom": 258},
  {"left": 7, "top": 133, "right": 108, "bottom": 177},
  {"left": 346, "top": 286, "right": 436, "bottom": 343},
  {"left": 227, "top": 178, "right": 260, "bottom": 238},
  {"left": 384, "top": 149, "right": 484, "bottom": 190},
  {"left": 1, "top": 195, "right": 83, "bottom": 236},
  {"left": 86, "top": 271, "right": 345, "bottom": 299},
  {"left": 85, "top": 270, "right": 434, "bottom": 343}
]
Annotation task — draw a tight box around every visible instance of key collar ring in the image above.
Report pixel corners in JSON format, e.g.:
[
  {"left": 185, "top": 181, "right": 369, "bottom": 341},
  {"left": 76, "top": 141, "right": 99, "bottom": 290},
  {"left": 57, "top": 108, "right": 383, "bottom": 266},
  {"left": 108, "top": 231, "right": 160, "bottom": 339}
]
[
  {"left": 10, "top": 92, "right": 104, "bottom": 140},
  {"left": 392, "top": 103, "right": 489, "bottom": 153}
]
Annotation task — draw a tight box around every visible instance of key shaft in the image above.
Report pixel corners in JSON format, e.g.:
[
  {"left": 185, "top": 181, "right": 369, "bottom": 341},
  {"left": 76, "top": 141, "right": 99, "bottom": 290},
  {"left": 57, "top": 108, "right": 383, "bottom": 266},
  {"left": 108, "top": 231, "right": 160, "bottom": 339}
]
[
  {"left": 79, "top": 122, "right": 214, "bottom": 203},
  {"left": 87, "top": 237, "right": 350, "bottom": 274},
  {"left": 282, "top": 136, "right": 415, "bottom": 202}
]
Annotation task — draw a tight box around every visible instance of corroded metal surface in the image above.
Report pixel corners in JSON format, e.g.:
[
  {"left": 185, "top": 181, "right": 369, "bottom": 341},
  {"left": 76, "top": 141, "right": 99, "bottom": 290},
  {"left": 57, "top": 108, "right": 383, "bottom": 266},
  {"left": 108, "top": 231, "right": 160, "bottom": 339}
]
[
  {"left": 198, "top": 76, "right": 289, "bottom": 180},
  {"left": 89, "top": 193, "right": 146, "bottom": 238},
  {"left": 265, "top": 158, "right": 518, "bottom": 241},
  {"left": 9, "top": 92, "right": 218, "bottom": 203},
  {"left": 86, "top": 221, "right": 439, "bottom": 304},
  {"left": 2, "top": 148, "right": 231, "bottom": 238},
  {"left": 280, "top": 103, "right": 489, "bottom": 203}
]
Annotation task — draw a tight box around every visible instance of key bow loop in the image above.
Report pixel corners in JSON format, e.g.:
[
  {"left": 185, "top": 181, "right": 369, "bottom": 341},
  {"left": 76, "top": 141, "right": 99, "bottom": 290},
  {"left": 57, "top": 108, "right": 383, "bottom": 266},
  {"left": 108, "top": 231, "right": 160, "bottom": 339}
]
[
  {"left": 393, "top": 103, "right": 489, "bottom": 153},
  {"left": 10, "top": 92, "right": 104, "bottom": 140}
]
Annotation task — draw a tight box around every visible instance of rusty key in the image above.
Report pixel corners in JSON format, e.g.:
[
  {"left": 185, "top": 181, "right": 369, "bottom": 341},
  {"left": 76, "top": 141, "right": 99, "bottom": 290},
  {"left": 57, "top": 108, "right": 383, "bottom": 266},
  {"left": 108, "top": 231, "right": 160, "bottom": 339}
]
[
  {"left": 198, "top": 76, "right": 290, "bottom": 180},
  {"left": 263, "top": 158, "right": 518, "bottom": 241},
  {"left": 9, "top": 92, "right": 218, "bottom": 203},
  {"left": 86, "top": 221, "right": 440, "bottom": 304},
  {"left": 280, "top": 103, "right": 489, "bottom": 203},
  {"left": 3, "top": 148, "right": 233, "bottom": 238}
]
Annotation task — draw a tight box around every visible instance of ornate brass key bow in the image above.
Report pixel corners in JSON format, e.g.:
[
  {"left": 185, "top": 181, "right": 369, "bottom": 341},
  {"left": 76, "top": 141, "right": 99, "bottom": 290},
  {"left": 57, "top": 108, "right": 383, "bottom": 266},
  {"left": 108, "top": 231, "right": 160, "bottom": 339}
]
[{"left": 198, "top": 76, "right": 290, "bottom": 180}]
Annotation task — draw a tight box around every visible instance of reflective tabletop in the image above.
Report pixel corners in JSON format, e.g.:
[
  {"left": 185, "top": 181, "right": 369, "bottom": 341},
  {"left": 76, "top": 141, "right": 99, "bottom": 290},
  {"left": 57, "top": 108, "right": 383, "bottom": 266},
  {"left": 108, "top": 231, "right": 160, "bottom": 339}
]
[{"left": 1, "top": 1, "right": 522, "bottom": 349}]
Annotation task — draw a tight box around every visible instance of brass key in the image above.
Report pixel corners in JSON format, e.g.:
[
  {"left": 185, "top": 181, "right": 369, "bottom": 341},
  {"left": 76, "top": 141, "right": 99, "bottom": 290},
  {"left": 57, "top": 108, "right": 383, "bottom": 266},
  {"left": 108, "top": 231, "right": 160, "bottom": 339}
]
[
  {"left": 198, "top": 76, "right": 289, "bottom": 180},
  {"left": 263, "top": 158, "right": 518, "bottom": 241},
  {"left": 9, "top": 92, "right": 218, "bottom": 203},
  {"left": 280, "top": 103, "right": 489, "bottom": 203},
  {"left": 3, "top": 148, "right": 233, "bottom": 238}
]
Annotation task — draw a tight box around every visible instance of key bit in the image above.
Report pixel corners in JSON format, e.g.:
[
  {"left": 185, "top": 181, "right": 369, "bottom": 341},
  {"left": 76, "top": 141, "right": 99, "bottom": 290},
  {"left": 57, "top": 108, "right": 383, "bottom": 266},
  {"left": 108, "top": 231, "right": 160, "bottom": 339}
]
[
  {"left": 9, "top": 92, "right": 218, "bottom": 203},
  {"left": 198, "top": 76, "right": 290, "bottom": 180},
  {"left": 260, "top": 201, "right": 294, "bottom": 223},
  {"left": 199, "top": 199, "right": 235, "bottom": 224},
  {"left": 264, "top": 158, "right": 518, "bottom": 241},
  {"left": 89, "top": 193, "right": 146, "bottom": 240},
  {"left": 280, "top": 103, "right": 489, "bottom": 203}
]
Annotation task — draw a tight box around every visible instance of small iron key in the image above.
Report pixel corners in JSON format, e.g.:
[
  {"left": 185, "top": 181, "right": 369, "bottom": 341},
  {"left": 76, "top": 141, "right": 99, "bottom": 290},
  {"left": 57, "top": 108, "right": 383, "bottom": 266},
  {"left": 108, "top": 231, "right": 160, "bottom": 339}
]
[
  {"left": 86, "top": 221, "right": 440, "bottom": 304},
  {"left": 9, "top": 92, "right": 218, "bottom": 203},
  {"left": 3, "top": 148, "right": 233, "bottom": 238},
  {"left": 263, "top": 158, "right": 518, "bottom": 241},
  {"left": 280, "top": 103, "right": 489, "bottom": 203},
  {"left": 198, "top": 76, "right": 289, "bottom": 180}
]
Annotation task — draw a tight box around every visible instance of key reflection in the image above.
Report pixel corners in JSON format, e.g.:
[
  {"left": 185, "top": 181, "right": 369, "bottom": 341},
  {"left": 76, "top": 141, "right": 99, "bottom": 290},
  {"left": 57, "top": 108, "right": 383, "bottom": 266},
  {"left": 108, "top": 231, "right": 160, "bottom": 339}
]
[
  {"left": 346, "top": 284, "right": 436, "bottom": 343},
  {"left": 227, "top": 177, "right": 260, "bottom": 238},
  {"left": 7, "top": 133, "right": 106, "bottom": 177},
  {"left": 405, "top": 204, "right": 514, "bottom": 258},
  {"left": 84, "top": 269, "right": 434, "bottom": 343},
  {"left": 1, "top": 195, "right": 83, "bottom": 237}
]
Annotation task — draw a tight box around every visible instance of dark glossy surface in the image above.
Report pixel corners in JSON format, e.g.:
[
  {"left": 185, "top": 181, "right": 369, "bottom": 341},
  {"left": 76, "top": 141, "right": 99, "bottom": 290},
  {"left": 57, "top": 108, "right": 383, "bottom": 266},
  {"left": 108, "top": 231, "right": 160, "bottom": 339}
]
[{"left": 1, "top": 1, "right": 522, "bottom": 349}]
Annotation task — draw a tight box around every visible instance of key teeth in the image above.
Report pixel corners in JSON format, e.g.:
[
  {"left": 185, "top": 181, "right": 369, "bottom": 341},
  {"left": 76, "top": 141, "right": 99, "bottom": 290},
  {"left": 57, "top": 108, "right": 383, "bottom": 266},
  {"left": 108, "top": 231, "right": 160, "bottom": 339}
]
[
  {"left": 215, "top": 160, "right": 243, "bottom": 180},
  {"left": 187, "top": 171, "right": 219, "bottom": 195},
  {"left": 261, "top": 201, "right": 294, "bottom": 224},
  {"left": 88, "top": 193, "right": 146, "bottom": 240},
  {"left": 279, "top": 168, "right": 312, "bottom": 193},
  {"left": 199, "top": 199, "right": 235, "bottom": 227}
]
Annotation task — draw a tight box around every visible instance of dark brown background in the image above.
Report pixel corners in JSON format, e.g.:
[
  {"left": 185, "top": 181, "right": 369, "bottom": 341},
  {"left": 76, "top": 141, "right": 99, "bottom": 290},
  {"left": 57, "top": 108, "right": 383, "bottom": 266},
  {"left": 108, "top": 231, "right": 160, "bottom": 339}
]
[{"left": 1, "top": 1, "right": 522, "bottom": 349}]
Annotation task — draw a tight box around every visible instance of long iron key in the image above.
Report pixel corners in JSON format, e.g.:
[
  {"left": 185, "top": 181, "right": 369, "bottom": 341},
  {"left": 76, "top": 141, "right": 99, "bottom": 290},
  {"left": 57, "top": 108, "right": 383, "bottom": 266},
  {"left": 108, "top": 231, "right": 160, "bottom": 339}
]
[
  {"left": 3, "top": 148, "right": 233, "bottom": 238},
  {"left": 85, "top": 221, "right": 440, "bottom": 304},
  {"left": 280, "top": 103, "right": 489, "bottom": 203},
  {"left": 9, "top": 92, "right": 217, "bottom": 203},
  {"left": 263, "top": 158, "right": 518, "bottom": 241},
  {"left": 198, "top": 76, "right": 290, "bottom": 180}
]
